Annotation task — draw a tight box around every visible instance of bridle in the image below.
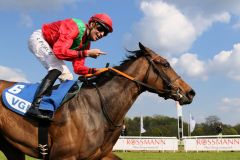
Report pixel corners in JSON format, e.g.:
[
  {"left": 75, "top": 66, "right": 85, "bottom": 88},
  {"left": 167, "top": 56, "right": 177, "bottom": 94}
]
[
  {"left": 141, "top": 55, "right": 182, "bottom": 100},
  {"left": 85, "top": 54, "right": 184, "bottom": 129},
  {"left": 109, "top": 55, "right": 183, "bottom": 100}
]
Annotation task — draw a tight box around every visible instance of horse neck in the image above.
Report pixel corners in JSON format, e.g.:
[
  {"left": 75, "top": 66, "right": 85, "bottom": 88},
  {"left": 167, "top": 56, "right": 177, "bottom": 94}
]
[{"left": 100, "top": 57, "right": 148, "bottom": 125}]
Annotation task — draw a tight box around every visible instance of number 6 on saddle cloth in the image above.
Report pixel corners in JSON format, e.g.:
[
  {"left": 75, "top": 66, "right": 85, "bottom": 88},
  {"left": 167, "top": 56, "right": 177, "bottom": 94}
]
[{"left": 2, "top": 80, "right": 81, "bottom": 116}]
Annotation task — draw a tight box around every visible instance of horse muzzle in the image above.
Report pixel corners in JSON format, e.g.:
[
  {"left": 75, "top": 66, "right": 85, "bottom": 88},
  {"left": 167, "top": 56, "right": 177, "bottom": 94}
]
[{"left": 171, "top": 88, "right": 195, "bottom": 105}]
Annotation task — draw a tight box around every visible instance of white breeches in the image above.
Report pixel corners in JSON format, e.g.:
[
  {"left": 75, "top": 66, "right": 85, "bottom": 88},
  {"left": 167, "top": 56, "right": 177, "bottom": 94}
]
[{"left": 28, "top": 29, "right": 73, "bottom": 81}]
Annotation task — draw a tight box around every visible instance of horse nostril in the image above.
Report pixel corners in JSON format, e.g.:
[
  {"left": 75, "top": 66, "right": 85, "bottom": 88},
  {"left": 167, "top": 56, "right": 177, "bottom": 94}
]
[{"left": 187, "top": 89, "right": 196, "bottom": 98}]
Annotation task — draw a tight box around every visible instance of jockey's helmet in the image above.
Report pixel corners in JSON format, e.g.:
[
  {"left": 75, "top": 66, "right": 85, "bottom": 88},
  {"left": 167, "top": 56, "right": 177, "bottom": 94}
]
[{"left": 89, "top": 13, "right": 113, "bottom": 33}]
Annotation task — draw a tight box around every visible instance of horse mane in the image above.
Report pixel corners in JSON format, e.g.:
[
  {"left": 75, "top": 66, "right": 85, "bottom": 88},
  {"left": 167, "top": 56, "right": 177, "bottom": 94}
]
[{"left": 119, "top": 49, "right": 144, "bottom": 66}]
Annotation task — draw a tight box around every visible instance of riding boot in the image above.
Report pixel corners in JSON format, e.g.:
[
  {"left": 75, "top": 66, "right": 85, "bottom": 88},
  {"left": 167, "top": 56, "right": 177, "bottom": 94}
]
[{"left": 27, "top": 69, "right": 62, "bottom": 121}]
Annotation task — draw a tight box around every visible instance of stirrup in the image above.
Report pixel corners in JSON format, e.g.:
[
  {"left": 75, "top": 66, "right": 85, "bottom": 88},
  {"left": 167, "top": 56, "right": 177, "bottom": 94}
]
[
  {"left": 27, "top": 107, "right": 53, "bottom": 121},
  {"left": 26, "top": 107, "right": 41, "bottom": 116}
]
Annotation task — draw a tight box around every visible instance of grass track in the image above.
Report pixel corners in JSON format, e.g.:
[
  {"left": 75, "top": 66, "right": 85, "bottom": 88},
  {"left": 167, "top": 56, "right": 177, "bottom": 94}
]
[
  {"left": 1, "top": 151, "right": 240, "bottom": 160},
  {"left": 115, "top": 151, "right": 240, "bottom": 160}
]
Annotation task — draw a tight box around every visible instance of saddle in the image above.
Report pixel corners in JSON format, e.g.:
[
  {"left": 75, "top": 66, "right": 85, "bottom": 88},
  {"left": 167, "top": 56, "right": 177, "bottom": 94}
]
[{"left": 2, "top": 80, "right": 82, "bottom": 116}]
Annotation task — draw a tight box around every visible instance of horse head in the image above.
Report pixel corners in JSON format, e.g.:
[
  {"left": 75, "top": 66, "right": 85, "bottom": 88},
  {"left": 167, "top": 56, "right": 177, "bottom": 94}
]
[{"left": 129, "top": 42, "right": 195, "bottom": 105}]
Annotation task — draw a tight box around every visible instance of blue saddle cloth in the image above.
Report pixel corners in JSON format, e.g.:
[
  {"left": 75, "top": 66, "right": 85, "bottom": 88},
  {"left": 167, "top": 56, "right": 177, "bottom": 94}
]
[{"left": 2, "top": 80, "right": 80, "bottom": 116}]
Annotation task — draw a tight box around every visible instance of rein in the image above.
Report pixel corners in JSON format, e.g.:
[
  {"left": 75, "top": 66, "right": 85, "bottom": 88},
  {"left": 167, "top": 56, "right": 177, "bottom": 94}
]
[{"left": 110, "top": 67, "right": 168, "bottom": 96}]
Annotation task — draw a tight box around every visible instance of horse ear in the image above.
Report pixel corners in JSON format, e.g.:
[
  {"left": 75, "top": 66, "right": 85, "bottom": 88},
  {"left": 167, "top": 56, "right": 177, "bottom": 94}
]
[
  {"left": 139, "top": 42, "right": 152, "bottom": 55},
  {"left": 139, "top": 42, "right": 147, "bottom": 51}
]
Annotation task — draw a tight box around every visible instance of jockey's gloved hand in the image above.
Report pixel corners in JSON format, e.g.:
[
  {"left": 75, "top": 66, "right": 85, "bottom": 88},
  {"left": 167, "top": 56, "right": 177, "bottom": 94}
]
[
  {"left": 80, "top": 68, "right": 109, "bottom": 78},
  {"left": 86, "top": 49, "right": 106, "bottom": 59}
]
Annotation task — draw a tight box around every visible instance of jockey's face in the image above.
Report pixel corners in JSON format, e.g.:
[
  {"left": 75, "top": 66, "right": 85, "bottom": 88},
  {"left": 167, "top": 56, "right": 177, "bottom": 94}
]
[{"left": 88, "top": 22, "right": 108, "bottom": 41}]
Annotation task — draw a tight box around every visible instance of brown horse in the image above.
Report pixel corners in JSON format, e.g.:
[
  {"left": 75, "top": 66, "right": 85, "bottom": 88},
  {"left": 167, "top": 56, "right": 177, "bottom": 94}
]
[{"left": 0, "top": 43, "right": 195, "bottom": 160}]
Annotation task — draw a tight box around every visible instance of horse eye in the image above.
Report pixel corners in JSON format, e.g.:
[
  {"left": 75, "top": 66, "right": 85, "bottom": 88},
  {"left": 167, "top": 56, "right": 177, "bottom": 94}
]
[{"left": 163, "top": 62, "right": 170, "bottom": 68}]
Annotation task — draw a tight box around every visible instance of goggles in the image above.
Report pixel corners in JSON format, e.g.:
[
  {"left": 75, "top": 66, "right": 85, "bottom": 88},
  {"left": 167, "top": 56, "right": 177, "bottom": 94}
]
[{"left": 95, "top": 22, "right": 109, "bottom": 36}]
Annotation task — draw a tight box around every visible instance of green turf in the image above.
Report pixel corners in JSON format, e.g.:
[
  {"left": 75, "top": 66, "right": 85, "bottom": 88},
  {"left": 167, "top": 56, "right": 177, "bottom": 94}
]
[
  {"left": 115, "top": 152, "right": 240, "bottom": 160},
  {"left": 0, "top": 153, "right": 37, "bottom": 160},
  {"left": 1, "top": 151, "right": 240, "bottom": 160}
]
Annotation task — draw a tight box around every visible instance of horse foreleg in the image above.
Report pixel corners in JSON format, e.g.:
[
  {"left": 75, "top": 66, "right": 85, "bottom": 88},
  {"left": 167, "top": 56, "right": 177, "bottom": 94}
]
[
  {"left": 0, "top": 135, "right": 25, "bottom": 160},
  {"left": 101, "top": 152, "right": 122, "bottom": 160}
]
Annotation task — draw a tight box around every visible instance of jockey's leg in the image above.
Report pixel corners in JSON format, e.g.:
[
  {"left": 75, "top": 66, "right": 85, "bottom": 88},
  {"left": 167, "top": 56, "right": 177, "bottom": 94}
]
[{"left": 27, "top": 69, "right": 61, "bottom": 120}]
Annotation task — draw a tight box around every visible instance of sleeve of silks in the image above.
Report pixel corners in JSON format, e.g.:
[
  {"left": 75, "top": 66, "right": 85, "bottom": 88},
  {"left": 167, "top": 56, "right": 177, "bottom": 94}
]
[{"left": 72, "top": 58, "right": 96, "bottom": 75}]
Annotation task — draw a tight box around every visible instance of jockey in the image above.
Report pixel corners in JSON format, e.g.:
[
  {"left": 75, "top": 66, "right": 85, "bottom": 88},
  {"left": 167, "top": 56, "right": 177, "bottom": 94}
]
[{"left": 27, "top": 13, "right": 113, "bottom": 120}]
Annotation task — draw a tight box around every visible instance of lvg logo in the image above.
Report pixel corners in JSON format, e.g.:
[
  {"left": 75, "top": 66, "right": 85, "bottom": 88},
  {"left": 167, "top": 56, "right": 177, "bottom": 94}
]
[{"left": 5, "top": 84, "right": 31, "bottom": 113}]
